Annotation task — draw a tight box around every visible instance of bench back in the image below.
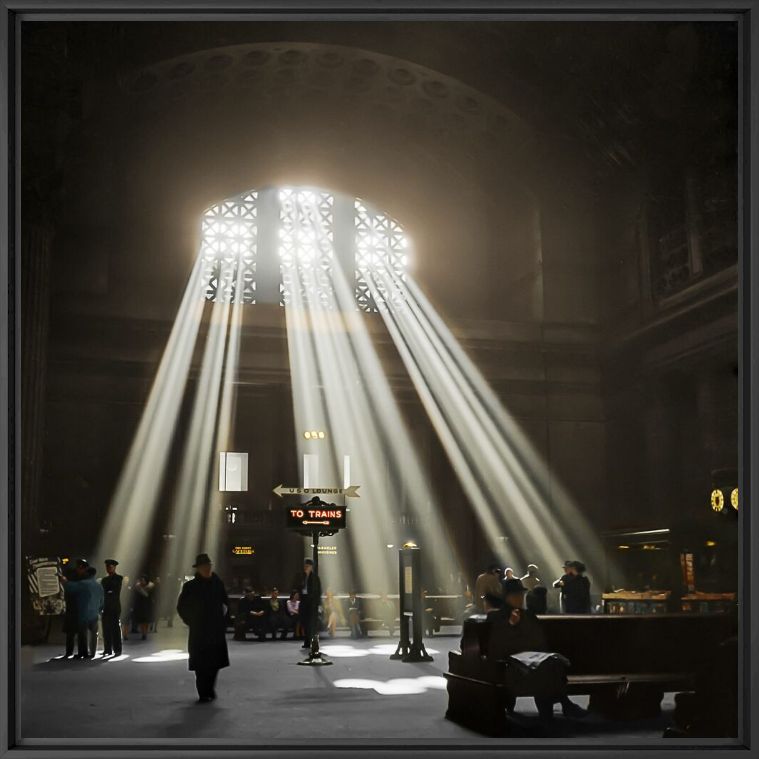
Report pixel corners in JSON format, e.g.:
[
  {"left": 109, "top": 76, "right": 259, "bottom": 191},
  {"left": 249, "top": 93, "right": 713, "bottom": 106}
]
[{"left": 460, "top": 612, "right": 736, "bottom": 676}]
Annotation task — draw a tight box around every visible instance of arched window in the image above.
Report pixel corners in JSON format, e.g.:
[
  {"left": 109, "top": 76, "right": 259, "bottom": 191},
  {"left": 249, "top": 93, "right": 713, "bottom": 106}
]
[
  {"left": 201, "top": 191, "right": 258, "bottom": 304},
  {"left": 354, "top": 199, "right": 409, "bottom": 313},
  {"left": 278, "top": 188, "right": 335, "bottom": 308},
  {"left": 200, "top": 186, "right": 408, "bottom": 311}
]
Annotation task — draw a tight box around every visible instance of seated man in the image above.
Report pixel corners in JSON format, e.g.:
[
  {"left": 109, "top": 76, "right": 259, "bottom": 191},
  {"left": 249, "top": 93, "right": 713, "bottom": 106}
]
[
  {"left": 266, "top": 588, "right": 292, "bottom": 640},
  {"left": 422, "top": 589, "right": 439, "bottom": 637},
  {"left": 346, "top": 591, "right": 363, "bottom": 639},
  {"left": 378, "top": 593, "right": 396, "bottom": 636},
  {"left": 494, "top": 578, "right": 585, "bottom": 719},
  {"left": 234, "top": 588, "right": 268, "bottom": 641}
]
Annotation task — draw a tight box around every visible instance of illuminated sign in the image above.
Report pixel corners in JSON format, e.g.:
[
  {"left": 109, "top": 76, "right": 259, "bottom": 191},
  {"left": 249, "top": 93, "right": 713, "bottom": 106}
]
[
  {"left": 710, "top": 489, "right": 725, "bottom": 513},
  {"left": 287, "top": 505, "right": 346, "bottom": 530},
  {"left": 318, "top": 546, "right": 338, "bottom": 556},
  {"left": 273, "top": 484, "right": 360, "bottom": 499},
  {"left": 232, "top": 546, "right": 254, "bottom": 556},
  {"left": 680, "top": 552, "right": 695, "bottom": 592},
  {"left": 731, "top": 488, "right": 739, "bottom": 511}
]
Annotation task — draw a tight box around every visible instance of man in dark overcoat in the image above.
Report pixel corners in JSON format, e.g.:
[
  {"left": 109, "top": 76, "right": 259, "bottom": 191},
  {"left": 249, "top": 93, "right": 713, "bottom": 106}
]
[
  {"left": 100, "top": 559, "right": 123, "bottom": 656},
  {"left": 296, "top": 558, "right": 322, "bottom": 649},
  {"left": 61, "top": 559, "right": 88, "bottom": 658},
  {"left": 176, "top": 553, "right": 230, "bottom": 703}
]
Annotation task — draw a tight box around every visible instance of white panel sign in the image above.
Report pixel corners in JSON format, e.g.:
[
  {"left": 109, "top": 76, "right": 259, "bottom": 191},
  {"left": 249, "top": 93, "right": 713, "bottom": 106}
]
[{"left": 219, "top": 452, "right": 249, "bottom": 492}]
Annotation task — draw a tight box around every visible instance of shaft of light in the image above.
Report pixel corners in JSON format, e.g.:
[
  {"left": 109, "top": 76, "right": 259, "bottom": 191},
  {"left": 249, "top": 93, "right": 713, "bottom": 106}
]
[
  {"left": 202, "top": 263, "right": 245, "bottom": 564},
  {"left": 371, "top": 263, "right": 612, "bottom": 584},
  {"left": 94, "top": 257, "right": 206, "bottom": 576},
  {"left": 160, "top": 286, "right": 233, "bottom": 584}
]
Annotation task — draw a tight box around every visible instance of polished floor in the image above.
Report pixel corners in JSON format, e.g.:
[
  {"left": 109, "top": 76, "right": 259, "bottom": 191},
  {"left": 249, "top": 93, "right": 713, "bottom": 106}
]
[{"left": 19, "top": 623, "right": 679, "bottom": 747}]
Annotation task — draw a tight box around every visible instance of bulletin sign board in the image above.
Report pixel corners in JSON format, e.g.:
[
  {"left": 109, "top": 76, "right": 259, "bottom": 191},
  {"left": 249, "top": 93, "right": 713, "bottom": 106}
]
[{"left": 26, "top": 556, "right": 65, "bottom": 615}]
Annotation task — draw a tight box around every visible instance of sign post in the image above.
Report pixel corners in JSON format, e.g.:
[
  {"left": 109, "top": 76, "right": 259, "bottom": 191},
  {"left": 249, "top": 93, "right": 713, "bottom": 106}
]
[
  {"left": 390, "top": 543, "right": 433, "bottom": 663},
  {"left": 289, "top": 496, "right": 346, "bottom": 667}
]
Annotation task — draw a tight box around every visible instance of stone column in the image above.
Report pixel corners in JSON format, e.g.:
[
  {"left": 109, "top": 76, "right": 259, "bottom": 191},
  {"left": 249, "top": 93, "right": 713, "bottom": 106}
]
[
  {"left": 695, "top": 367, "right": 738, "bottom": 477},
  {"left": 21, "top": 223, "right": 53, "bottom": 556},
  {"left": 642, "top": 377, "right": 678, "bottom": 525}
]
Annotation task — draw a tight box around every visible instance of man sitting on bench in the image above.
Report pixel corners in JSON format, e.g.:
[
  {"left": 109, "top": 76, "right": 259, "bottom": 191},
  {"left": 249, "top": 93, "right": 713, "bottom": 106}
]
[
  {"left": 265, "top": 588, "right": 292, "bottom": 640},
  {"left": 495, "top": 580, "right": 585, "bottom": 719},
  {"left": 234, "top": 588, "right": 268, "bottom": 641}
]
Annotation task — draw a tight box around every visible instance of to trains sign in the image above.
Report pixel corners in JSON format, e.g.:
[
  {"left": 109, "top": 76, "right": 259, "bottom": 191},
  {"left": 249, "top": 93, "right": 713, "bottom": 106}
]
[{"left": 286, "top": 505, "right": 346, "bottom": 530}]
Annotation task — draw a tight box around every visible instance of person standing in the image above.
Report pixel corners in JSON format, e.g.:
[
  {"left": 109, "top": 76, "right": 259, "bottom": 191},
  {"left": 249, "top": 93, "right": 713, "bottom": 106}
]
[
  {"left": 176, "top": 554, "right": 230, "bottom": 703},
  {"left": 101, "top": 559, "right": 123, "bottom": 656},
  {"left": 297, "top": 559, "right": 321, "bottom": 649},
  {"left": 474, "top": 564, "right": 502, "bottom": 611},
  {"left": 61, "top": 565, "right": 104, "bottom": 658},
  {"left": 552, "top": 561, "right": 574, "bottom": 613},
  {"left": 132, "top": 574, "right": 155, "bottom": 640},
  {"left": 60, "top": 559, "right": 88, "bottom": 658},
  {"left": 120, "top": 575, "right": 132, "bottom": 640},
  {"left": 563, "top": 561, "right": 592, "bottom": 614},
  {"left": 521, "top": 564, "right": 542, "bottom": 591},
  {"left": 521, "top": 564, "right": 544, "bottom": 613}
]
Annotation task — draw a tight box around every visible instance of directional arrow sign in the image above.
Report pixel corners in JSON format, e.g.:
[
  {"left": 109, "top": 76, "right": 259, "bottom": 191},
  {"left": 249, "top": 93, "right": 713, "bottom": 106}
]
[{"left": 273, "top": 484, "right": 361, "bottom": 498}]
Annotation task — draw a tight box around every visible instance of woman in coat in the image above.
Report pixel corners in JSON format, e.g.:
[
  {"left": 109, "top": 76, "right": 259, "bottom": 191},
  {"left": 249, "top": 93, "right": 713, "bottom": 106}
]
[
  {"left": 131, "top": 574, "right": 155, "bottom": 640},
  {"left": 176, "top": 554, "right": 230, "bottom": 703}
]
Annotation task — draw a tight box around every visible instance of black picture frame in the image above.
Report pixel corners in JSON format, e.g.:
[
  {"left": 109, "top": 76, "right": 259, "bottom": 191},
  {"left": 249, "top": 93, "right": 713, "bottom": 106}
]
[{"left": 1, "top": 1, "right": 756, "bottom": 757}]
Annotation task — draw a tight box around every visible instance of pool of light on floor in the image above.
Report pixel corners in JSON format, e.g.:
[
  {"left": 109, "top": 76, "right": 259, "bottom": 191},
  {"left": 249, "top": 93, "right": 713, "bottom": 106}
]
[
  {"left": 333, "top": 675, "right": 447, "bottom": 695},
  {"left": 318, "top": 643, "right": 440, "bottom": 658}
]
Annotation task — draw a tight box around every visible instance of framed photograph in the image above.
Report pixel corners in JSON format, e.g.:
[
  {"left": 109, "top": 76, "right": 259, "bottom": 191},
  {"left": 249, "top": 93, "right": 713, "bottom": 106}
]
[{"left": 2, "top": 1, "right": 756, "bottom": 757}]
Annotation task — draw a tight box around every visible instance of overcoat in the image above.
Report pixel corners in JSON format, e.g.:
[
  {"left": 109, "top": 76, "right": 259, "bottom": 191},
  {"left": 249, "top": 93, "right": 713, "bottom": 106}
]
[
  {"left": 177, "top": 573, "right": 230, "bottom": 671},
  {"left": 101, "top": 573, "right": 123, "bottom": 615},
  {"left": 563, "top": 575, "right": 591, "bottom": 614},
  {"left": 62, "top": 576, "right": 80, "bottom": 634}
]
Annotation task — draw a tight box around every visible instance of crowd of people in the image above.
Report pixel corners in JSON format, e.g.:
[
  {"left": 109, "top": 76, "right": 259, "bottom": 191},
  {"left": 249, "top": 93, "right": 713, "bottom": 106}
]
[
  {"left": 54, "top": 552, "right": 593, "bottom": 703},
  {"left": 472, "top": 560, "right": 592, "bottom": 617},
  {"left": 58, "top": 558, "right": 180, "bottom": 659},
  {"left": 467, "top": 562, "right": 590, "bottom": 719},
  {"left": 230, "top": 570, "right": 395, "bottom": 644}
]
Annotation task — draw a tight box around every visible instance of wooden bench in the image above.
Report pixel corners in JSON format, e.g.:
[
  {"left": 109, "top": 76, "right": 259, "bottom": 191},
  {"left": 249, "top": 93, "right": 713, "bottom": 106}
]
[
  {"left": 444, "top": 611, "right": 737, "bottom": 733},
  {"left": 540, "top": 613, "right": 735, "bottom": 718}
]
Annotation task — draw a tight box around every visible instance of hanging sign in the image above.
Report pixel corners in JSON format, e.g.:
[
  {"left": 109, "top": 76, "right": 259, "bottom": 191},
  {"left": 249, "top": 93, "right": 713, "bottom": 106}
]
[
  {"left": 273, "top": 484, "right": 360, "bottom": 498},
  {"left": 232, "top": 546, "right": 255, "bottom": 556},
  {"left": 286, "top": 505, "right": 347, "bottom": 530}
]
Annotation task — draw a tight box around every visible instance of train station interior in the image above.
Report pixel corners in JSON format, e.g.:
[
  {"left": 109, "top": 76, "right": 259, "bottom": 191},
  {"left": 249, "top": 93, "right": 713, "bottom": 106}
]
[{"left": 17, "top": 18, "right": 740, "bottom": 747}]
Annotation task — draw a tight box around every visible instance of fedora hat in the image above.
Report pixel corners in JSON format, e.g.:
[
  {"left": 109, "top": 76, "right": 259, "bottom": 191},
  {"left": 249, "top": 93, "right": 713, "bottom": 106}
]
[{"left": 192, "top": 553, "right": 212, "bottom": 568}]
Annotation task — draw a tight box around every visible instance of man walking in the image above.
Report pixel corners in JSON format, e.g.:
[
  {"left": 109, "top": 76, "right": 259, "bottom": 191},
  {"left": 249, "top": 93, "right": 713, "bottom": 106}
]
[
  {"left": 177, "top": 554, "right": 230, "bottom": 703},
  {"left": 101, "top": 559, "right": 123, "bottom": 656}
]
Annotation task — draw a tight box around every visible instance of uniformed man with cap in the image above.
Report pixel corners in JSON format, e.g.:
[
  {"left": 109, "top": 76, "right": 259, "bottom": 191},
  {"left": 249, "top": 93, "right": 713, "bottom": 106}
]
[{"left": 101, "top": 559, "right": 123, "bottom": 656}]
